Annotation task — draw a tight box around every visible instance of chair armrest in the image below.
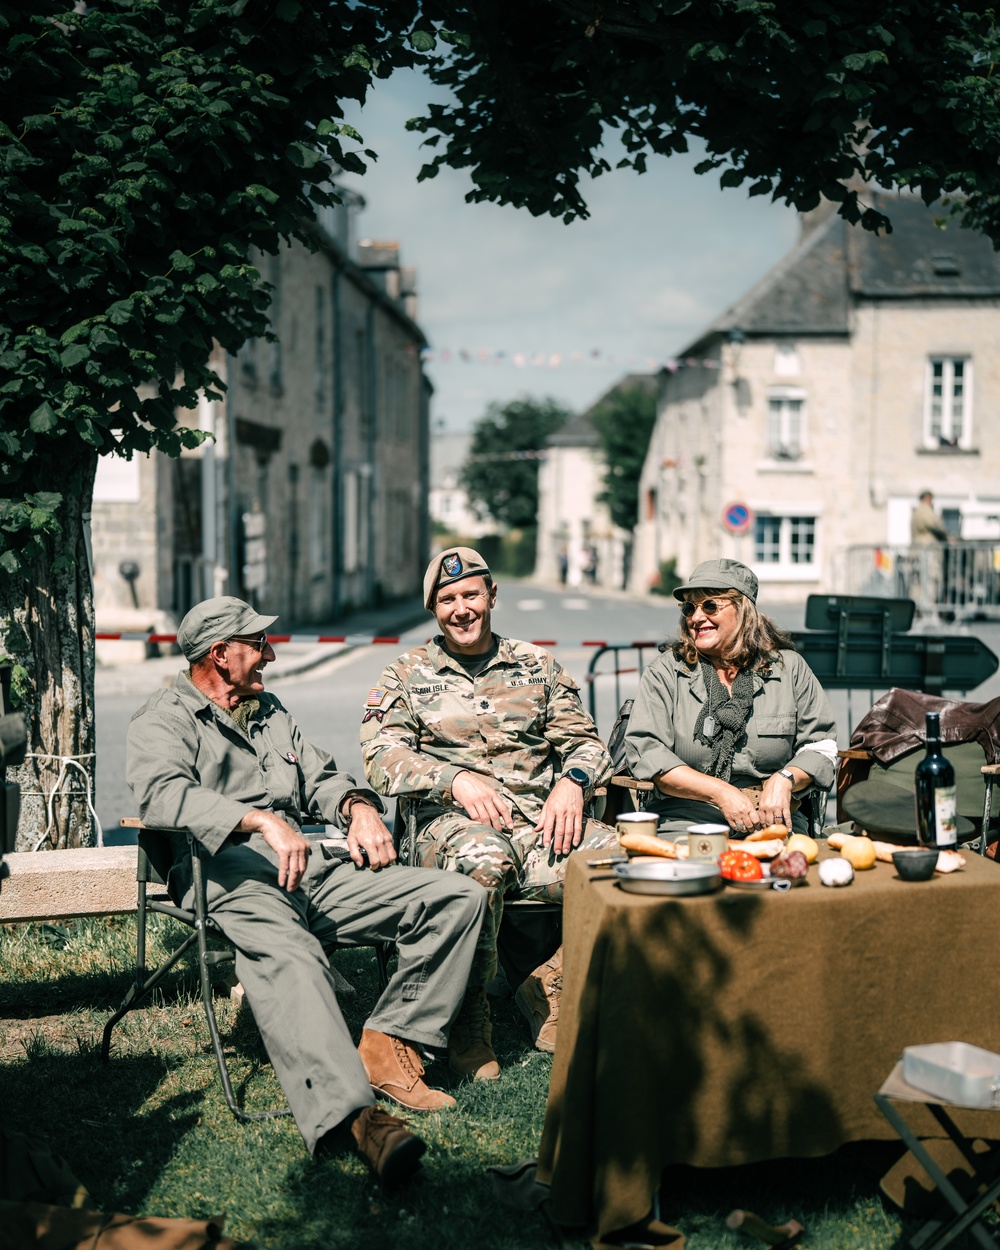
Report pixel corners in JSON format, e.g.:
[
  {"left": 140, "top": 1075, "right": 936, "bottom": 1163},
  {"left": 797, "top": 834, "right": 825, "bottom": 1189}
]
[
  {"left": 609, "top": 775, "right": 655, "bottom": 792},
  {"left": 982, "top": 764, "right": 1000, "bottom": 777},
  {"left": 837, "top": 749, "right": 871, "bottom": 761}
]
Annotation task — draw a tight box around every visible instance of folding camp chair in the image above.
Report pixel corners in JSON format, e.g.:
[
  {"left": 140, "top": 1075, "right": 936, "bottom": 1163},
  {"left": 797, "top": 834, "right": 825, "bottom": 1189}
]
[
  {"left": 875, "top": 1061, "right": 1000, "bottom": 1250},
  {"left": 101, "top": 819, "right": 392, "bottom": 1122},
  {"left": 837, "top": 689, "right": 1000, "bottom": 852},
  {"left": 393, "top": 796, "right": 567, "bottom": 989}
]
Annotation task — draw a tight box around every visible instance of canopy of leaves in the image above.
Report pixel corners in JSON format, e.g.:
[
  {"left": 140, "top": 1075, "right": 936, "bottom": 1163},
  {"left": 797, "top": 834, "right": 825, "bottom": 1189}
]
[
  {"left": 461, "top": 397, "right": 571, "bottom": 530},
  {"left": 589, "top": 379, "right": 658, "bottom": 532},
  {"left": 408, "top": 1, "right": 1000, "bottom": 243},
  {"left": 0, "top": 0, "right": 426, "bottom": 576}
]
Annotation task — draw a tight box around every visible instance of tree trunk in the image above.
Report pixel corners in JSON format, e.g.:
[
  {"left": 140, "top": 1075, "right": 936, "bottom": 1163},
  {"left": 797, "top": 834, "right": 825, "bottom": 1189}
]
[{"left": 3, "top": 447, "right": 99, "bottom": 850}]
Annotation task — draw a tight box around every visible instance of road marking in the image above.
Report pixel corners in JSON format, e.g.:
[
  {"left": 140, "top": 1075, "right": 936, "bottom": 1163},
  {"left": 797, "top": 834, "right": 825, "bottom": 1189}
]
[
  {"left": 515, "top": 599, "right": 546, "bottom": 611},
  {"left": 562, "top": 598, "right": 589, "bottom": 610}
]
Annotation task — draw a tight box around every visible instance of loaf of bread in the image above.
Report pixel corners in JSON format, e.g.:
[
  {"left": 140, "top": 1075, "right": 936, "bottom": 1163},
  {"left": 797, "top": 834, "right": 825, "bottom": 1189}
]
[
  {"left": 746, "top": 824, "right": 789, "bottom": 842},
  {"left": 618, "top": 830, "right": 686, "bottom": 859},
  {"left": 728, "top": 837, "right": 785, "bottom": 860}
]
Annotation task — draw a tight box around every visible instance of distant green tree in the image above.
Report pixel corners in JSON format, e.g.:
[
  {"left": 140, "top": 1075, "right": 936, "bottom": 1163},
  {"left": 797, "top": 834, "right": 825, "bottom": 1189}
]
[
  {"left": 461, "top": 397, "right": 571, "bottom": 531},
  {"left": 589, "top": 382, "right": 658, "bottom": 532}
]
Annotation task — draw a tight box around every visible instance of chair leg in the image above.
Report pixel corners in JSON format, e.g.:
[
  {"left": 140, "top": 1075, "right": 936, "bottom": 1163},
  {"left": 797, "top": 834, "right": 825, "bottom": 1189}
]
[
  {"left": 101, "top": 925, "right": 200, "bottom": 1062},
  {"left": 981, "top": 777, "right": 994, "bottom": 856}
]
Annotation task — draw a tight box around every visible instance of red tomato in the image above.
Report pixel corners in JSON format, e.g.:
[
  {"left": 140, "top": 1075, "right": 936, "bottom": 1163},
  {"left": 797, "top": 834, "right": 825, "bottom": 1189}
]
[{"left": 718, "top": 849, "right": 764, "bottom": 881}]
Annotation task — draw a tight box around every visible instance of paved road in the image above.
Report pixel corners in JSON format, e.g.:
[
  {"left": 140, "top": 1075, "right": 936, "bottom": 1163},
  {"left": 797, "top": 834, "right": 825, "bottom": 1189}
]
[{"left": 95, "top": 581, "right": 1000, "bottom": 841}]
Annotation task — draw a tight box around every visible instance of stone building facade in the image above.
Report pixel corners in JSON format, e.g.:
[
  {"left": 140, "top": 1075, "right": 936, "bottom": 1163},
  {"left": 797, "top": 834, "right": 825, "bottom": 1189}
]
[
  {"left": 630, "top": 193, "right": 1000, "bottom": 601},
  {"left": 91, "top": 196, "right": 431, "bottom": 634}
]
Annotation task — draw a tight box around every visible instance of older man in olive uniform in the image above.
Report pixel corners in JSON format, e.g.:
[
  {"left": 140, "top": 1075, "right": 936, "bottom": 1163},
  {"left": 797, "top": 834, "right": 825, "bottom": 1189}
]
[
  {"left": 362, "top": 549, "right": 614, "bottom": 1078},
  {"left": 127, "top": 596, "right": 486, "bottom": 1187}
]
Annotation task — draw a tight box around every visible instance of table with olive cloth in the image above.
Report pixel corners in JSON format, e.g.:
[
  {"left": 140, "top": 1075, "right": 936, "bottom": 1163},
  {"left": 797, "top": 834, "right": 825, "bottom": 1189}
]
[{"left": 536, "top": 848, "right": 1000, "bottom": 1242}]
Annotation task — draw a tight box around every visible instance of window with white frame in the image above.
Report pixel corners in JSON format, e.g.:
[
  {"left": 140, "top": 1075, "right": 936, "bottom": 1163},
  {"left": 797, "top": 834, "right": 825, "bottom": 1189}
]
[
  {"left": 926, "top": 357, "right": 971, "bottom": 448},
  {"left": 754, "top": 514, "right": 817, "bottom": 568},
  {"left": 765, "top": 388, "right": 806, "bottom": 459}
]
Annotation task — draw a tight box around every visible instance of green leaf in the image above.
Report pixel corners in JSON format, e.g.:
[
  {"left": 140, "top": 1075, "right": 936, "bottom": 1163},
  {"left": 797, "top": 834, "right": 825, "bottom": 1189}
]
[
  {"left": 410, "top": 30, "right": 435, "bottom": 53},
  {"left": 59, "top": 344, "right": 90, "bottom": 368},
  {"left": 0, "top": 550, "right": 19, "bottom": 576},
  {"left": 28, "top": 402, "right": 59, "bottom": 434}
]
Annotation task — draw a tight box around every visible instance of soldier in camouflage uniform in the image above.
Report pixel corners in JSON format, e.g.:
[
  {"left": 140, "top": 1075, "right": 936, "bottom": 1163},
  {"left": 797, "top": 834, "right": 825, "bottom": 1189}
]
[{"left": 362, "top": 547, "right": 614, "bottom": 1079}]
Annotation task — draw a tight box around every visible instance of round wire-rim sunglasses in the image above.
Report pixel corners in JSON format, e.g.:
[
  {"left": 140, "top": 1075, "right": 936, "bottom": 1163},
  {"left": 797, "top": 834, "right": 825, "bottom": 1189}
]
[{"left": 680, "top": 599, "right": 733, "bottom": 618}]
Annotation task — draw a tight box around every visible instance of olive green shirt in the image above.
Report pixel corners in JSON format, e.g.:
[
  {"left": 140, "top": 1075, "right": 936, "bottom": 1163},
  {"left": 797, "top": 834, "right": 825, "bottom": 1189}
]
[
  {"left": 127, "top": 671, "right": 381, "bottom": 854},
  {"left": 624, "top": 648, "right": 837, "bottom": 826}
]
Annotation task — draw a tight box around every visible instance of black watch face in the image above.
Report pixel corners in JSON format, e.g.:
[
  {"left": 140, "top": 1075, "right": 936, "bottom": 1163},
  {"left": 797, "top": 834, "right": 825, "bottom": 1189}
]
[{"left": 566, "top": 768, "right": 589, "bottom": 786}]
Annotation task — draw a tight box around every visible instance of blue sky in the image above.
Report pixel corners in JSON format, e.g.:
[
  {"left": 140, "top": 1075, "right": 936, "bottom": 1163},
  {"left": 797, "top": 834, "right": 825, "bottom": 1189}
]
[{"left": 339, "top": 70, "right": 800, "bottom": 432}]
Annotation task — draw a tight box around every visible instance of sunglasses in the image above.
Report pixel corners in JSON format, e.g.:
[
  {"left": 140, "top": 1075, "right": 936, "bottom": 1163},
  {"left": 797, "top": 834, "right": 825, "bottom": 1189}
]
[
  {"left": 680, "top": 599, "right": 731, "bottom": 618},
  {"left": 229, "top": 632, "right": 269, "bottom": 651}
]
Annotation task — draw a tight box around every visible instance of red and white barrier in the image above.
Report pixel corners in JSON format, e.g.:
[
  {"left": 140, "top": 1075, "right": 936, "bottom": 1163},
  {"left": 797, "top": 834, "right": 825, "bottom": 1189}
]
[{"left": 94, "top": 633, "right": 661, "bottom": 649}]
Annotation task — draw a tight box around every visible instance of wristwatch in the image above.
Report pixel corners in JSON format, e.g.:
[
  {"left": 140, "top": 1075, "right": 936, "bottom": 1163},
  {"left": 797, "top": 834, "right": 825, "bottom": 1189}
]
[
  {"left": 563, "top": 767, "right": 591, "bottom": 789},
  {"left": 777, "top": 769, "right": 795, "bottom": 783}
]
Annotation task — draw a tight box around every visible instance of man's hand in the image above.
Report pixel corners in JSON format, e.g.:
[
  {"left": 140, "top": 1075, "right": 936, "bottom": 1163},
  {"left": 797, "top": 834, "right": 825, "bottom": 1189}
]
[
  {"left": 344, "top": 801, "right": 397, "bottom": 870},
  {"left": 451, "top": 770, "right": 513, "bottom": 832},
  {"left": 239, "top": 810, "right": 311, "bottom": 892},
  {"left": 534, "top": 776, "right": 585, "bottom": 856}
]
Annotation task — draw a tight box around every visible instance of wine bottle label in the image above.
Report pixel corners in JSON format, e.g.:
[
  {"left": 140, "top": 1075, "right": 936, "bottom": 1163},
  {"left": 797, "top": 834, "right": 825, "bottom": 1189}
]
[{"left": 933, "top": 784, "right": 958, "bottom": 847}]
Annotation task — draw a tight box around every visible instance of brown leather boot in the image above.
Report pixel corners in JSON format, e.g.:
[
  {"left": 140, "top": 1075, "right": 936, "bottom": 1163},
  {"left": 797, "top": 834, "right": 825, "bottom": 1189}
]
[
  {"left": 358, "top": 1028, "right": 457, "bottom": 1111},
  {"left": 448, "top": 987, "right": 500, "bottom": 1081},
  {"left": 351, "top": 1105, "right": 426, "bottom": 1188},
  {"left": 514, "top": 947, "right": 562, "bottom": 1054}
]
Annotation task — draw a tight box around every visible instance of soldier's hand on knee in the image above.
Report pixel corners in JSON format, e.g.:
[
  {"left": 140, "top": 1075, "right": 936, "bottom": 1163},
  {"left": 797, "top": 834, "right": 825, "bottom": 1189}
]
[
  {"left": 535, "top": 778, "right": 584, "bottom": 856},
  {"left": 346, "top": 802, "right": 397, "bottom": 870},
  {"left": 452, "top": 770, "right": 513, "bottom": 831}
]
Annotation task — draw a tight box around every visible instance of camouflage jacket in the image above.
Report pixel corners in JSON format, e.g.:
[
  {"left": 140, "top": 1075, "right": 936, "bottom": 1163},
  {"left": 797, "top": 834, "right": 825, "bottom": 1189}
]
[{"left": 361, "top": 636, "right": 612, "bottom": 824}]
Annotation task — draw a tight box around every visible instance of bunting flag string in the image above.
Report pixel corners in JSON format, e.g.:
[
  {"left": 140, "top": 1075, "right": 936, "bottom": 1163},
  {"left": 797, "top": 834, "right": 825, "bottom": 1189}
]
[{"left": 412, "top": 346, "right": 722, "bottom": 372}]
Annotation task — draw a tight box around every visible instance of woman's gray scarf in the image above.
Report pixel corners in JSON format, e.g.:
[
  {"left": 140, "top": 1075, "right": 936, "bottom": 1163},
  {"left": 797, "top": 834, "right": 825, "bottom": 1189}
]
[{"left": 693, "top": 661, "right": 755, "bottom": 782}]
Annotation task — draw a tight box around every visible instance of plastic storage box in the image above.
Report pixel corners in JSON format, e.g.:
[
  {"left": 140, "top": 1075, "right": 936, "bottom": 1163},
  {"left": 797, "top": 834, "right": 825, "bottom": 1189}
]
[{"left": 902, "top": 1041, "right": 1000, "bottom": 1108}]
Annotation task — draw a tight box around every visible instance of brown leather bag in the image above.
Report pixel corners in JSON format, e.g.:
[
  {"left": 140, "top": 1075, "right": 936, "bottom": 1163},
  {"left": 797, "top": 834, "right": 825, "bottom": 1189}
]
[{"left": 849, "top": 688, "right": 1000, "bottom": 765}]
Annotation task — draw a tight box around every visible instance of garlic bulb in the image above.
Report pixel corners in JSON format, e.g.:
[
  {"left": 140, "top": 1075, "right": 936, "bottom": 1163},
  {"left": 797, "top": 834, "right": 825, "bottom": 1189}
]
[{"left": 819, "top": 857, "right": 855, "bottom": 887}]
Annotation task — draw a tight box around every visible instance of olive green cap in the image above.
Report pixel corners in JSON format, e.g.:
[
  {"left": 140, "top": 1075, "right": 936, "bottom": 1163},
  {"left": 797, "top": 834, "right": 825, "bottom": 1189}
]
[{"left": 177, "top": 596, "right": 278, "bottom": 662}]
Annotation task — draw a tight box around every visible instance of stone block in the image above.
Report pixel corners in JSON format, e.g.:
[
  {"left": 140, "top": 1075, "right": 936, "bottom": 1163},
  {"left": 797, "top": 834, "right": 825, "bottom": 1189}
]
[{"left": 0, "top": 846, "right": 138, "bottom": 922}]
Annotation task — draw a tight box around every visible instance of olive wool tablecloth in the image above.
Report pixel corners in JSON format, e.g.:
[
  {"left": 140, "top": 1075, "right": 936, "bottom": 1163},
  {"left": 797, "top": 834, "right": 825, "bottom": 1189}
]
[{"left": 536, "top": 848, "right": 1000, "bottom": 1241}]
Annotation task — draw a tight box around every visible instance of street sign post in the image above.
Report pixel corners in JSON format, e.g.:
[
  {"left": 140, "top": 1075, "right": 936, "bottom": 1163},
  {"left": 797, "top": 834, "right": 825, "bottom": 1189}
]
[{"left": 722, "top": 501, "right": 753, "bottom": 535}]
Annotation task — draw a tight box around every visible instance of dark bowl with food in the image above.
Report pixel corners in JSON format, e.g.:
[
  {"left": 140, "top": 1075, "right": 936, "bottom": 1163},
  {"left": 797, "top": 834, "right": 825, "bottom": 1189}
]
[{"left": 891, "top": 848, "right": 939, "bottom": 882}]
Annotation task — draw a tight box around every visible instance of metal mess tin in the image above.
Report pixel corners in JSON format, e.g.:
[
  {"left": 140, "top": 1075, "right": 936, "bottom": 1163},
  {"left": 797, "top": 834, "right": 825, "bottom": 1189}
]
[{"left": 612, "top": 859, "right": 722, "bottom": 896}]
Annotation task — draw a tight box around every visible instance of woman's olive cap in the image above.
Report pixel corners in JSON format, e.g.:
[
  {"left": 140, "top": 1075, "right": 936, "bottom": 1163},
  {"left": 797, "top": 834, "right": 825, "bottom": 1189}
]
[{"left": 672, "top": 558, "right": 758, "bottom": 604}]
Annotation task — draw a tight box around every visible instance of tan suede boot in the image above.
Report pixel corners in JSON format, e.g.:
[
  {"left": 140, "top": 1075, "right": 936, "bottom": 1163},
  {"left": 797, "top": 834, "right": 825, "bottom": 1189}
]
[
  {"left": 351, "top": 1105, "right": 426, "bottom": 1188},
  {"left": 514, "top": 947, "right": 562, "bottom": 1054},
  {"left": 448, "top": 987, "right": 500, "bottom": 1081},
  {"left": 358, "top": 1028, "right": 457, "bottom": 1111}
]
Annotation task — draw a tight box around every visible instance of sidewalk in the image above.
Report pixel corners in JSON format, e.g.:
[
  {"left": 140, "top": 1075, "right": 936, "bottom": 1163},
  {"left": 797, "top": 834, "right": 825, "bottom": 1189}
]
[{"left": 95, "top": 595, "right": 428, "bottom": 699}]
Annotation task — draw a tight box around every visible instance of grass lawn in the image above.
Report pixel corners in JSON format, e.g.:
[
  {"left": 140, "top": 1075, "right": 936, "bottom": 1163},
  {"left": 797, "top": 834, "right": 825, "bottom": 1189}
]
[{"left": 0, "top": 916, "right": 989, "bottom": 1249}]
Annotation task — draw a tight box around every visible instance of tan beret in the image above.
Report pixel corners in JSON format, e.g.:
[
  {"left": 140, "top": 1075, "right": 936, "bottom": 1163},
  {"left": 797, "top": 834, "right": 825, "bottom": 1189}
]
[{"left": 423, "top": 547, "right": 491, "bottom": 610}]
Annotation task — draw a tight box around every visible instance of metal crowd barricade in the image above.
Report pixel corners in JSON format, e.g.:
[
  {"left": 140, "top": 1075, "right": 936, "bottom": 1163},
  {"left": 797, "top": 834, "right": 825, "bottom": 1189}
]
[
  {"left": 585, "top": 641, "right": 662, "bottom": 725},
  {"left": 839, "top": 541, "right": 1000, "bottom": 621}
]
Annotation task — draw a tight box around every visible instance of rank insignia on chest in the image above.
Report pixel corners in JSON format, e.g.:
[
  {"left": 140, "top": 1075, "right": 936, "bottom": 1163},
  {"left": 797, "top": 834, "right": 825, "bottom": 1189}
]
[
  {"left": 362, "top": 708, "right": 385, "bottom": 724},
  {"left": 366, "top": 688, "right": 388, "bottom": 707}
]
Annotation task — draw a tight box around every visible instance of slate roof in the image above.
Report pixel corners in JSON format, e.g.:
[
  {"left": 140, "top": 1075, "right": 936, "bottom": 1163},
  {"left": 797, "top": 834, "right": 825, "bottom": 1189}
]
[
  {"left": 688, "top": 192, "right": 1000, "bottom": 351},
  {"left": 546, "top": 373, "right": 658, "bottom": 448}
]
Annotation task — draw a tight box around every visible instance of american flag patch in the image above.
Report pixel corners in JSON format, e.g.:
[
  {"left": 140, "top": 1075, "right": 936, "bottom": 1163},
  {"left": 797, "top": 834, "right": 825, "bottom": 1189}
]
[{"left": 366, "top": 687, "right": 388, "bottom": 707}]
